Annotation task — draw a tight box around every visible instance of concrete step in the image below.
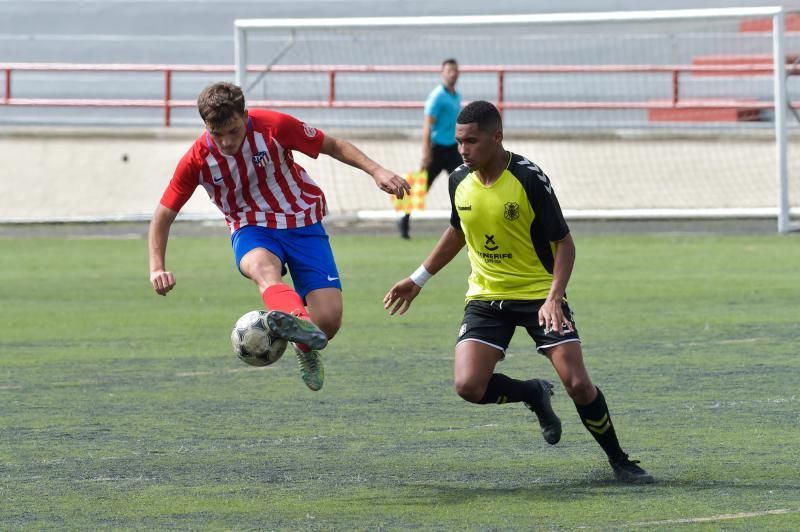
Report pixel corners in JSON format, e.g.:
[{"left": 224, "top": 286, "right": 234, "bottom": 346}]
[
  {"left": 690, "top": 54, "right": 800, "bottom": 76},
  {"left": 647, "top": 99, "right": 763, "bottom": 122},
  {"left": 739, "top": 13, "right": 800, "bottom": 32}
]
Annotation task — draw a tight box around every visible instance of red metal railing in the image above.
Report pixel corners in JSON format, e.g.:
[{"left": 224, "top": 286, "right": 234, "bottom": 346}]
[{"left": 1, "top": 62, "right": 795, "bottom": 126}]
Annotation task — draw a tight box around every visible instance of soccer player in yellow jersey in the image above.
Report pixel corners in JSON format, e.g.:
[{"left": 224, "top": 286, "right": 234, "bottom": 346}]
[{"left": 383, "top": 100, "right": 653, "bottom": 484}]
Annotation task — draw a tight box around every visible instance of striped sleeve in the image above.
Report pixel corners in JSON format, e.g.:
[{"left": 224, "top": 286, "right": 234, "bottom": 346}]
[{"left": 160, "top": 143, "right": 203, "bottom": 212}]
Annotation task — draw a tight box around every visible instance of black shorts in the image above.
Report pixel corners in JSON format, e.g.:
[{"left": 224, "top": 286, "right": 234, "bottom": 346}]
[
  {"left": 426, "top": 143, "right": 462, "bottom": 187},
  {"left": 457, "top": 300, "right": 581, "bottom": 356}
]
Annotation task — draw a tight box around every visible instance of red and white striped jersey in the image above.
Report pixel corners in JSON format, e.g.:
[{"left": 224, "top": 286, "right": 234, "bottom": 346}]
[{"left": 160, "top": 109, "right": 327, "bottom": 231}]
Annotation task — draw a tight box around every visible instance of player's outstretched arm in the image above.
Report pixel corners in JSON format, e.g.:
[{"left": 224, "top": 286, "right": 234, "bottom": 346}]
[
  {"left": 148, "top": 204, "right": 179, "bottom": 296},
  {"left": 320, "top": 135, "right": 410, "bottom": 199},
  {"left": 384, "top": 225, "right": 466, "bottom": 315}
]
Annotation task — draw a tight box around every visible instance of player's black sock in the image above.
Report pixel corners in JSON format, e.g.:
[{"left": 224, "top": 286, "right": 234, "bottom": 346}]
[
  {"left": 575, "top": 387, "right": 625, "bottom": 460},
  {"left": 478, "top": 373, "right": 538, "bottom": 405},
  {"left": 398, "top": 214, "right": 410, "bottom": 239}
]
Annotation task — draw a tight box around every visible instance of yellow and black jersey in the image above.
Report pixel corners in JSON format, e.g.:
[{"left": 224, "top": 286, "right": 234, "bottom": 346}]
[{"left": 449, "top": 152, "right": 570, "bottom": 301}]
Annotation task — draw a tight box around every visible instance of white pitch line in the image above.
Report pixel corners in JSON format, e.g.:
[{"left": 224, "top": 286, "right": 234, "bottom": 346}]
[
  {"left": 627, "top": 508, "right": 798, "bottom": 527},
  {"left": 659, "top": 337, "right": 767, "bottom": 348},
  {"left": 175, "top": 367, "right": 271, "bottom": 377},
  {"left": 709, "top": 337, "right": 763, "bottom": 345},
  {"left": 687, "top": 337, "right": 762, "bottom": 345}
]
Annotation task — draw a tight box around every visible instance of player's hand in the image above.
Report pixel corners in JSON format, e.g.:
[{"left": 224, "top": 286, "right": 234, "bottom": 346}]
[
  {"left": 373, "top": 168, "right": 411, "bottom": 199},
  {"left": 150, "top": 270, "right": 176, "bottom": 296},
  {"left": 383, "top": 278, "right": 422, "bottom": 316},
  {"left": 538, "top": 296, "right": 573, "bottom": 336}
]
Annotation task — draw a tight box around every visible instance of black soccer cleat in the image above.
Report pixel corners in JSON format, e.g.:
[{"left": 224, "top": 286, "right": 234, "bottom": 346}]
[
  {"left": 524, "top": 379, "right": 562, "bottom": 445},
  {"left": 609, "top": 455, "right": 655, "bottom": 484}
]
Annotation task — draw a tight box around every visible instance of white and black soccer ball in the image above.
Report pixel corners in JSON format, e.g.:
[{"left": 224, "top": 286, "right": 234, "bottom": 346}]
[{"left": 231, "top": 310, "right": 288, "bottom": 367}]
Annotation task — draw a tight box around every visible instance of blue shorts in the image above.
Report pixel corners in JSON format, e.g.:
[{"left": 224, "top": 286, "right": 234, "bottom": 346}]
[{"left": 231, "top": 223, "right": 342, "bottom": 300}]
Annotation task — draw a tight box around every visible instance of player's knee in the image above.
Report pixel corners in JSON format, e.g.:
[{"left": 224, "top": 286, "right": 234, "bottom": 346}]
[
  {"left": 317, "top": 316, "right": 341, "bottom": 340},
  {"left": 241, "top": 259, "right": 282, "bottom": 290},
  {"left": 563, "top": 377, "right": 595, "bottom": 403},
  {"left": 454, "top": 378, "right": 484, "bottom": 403},
  {"left": 311, "top": 307, "right": 341, "bottom": 340}
]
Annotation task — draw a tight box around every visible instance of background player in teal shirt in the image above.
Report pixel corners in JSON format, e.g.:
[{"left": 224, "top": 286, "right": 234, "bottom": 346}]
[{"left": 399, "top": 58, "right": 463, "bottom": 239}]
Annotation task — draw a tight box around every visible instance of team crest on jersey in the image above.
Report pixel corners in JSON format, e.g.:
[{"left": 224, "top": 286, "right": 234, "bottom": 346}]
[
  {"left": 252, "top": 150, "right": 269, "bottom": 168},
  {"left": 504, "top": 202, "right": 520, "bottom": 221},
  {"left": 303, "top": 123, "right": 317, "bottom": 138}
]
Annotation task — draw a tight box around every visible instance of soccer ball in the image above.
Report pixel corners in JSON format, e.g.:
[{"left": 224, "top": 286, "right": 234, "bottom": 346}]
[{"left": 231, "top": 310, "right": 288, "bottom": 367}]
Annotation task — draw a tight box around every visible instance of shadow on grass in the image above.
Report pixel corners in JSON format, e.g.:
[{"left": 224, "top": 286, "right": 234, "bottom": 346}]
[{"left": 352, "top": 472, "right": 800, "bottom": 508}]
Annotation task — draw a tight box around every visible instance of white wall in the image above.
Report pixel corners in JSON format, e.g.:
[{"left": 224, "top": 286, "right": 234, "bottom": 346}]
[{"left": 0, "top": 128, "right": 793, "bottom": 223}]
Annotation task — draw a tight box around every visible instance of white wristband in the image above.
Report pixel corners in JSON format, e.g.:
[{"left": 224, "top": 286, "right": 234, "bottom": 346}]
[{"left": 409, "top": 265, "right": 432, "bottom": 287}]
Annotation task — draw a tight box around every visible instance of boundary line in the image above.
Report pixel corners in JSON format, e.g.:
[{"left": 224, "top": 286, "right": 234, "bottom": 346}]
[{"left": 626, "top": 508, "right": 799, "bottom": 527}]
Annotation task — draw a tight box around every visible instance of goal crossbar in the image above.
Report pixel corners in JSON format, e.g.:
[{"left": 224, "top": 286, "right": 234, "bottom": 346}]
[{"left": 234, "top": 7, "right": 784, "bottom": 31}]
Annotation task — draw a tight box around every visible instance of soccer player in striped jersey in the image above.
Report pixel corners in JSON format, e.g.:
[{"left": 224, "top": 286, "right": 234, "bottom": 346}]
[
  {"left": 383, "top": 100, "right": 653, "bottom": 483},
  {"left": 149, "top": 82, "right": 410, "bottom": 391}
]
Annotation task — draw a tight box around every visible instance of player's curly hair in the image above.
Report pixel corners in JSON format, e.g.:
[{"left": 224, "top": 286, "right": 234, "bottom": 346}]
[
  {"left": 197, "top": 82, "right": 246, "bottom": 128},
  {"left": 456, "top": 100, "right": 502, "bottom": 133}
]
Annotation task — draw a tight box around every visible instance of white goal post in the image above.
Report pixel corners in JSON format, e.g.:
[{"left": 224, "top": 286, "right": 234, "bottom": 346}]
[{"left": 234, "top": 7, "right": 799, "bottom": 233}]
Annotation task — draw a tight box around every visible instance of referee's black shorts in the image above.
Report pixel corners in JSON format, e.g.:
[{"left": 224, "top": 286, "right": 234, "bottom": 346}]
[
  {"left": 457, "top": 299, "right": 581, "bottom": 356},
  {"left": 426, "top": 143, "right": 462, "bottom": 187}
]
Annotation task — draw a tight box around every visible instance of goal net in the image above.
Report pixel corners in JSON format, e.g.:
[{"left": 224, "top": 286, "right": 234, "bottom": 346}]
[{"left": 234, "top": 8, "right": 800, "bottom": 233}]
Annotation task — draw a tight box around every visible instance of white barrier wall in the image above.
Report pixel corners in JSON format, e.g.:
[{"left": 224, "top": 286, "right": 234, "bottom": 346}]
[{"left": 0, "top": 127, "right": 794, "bottom": 223}]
